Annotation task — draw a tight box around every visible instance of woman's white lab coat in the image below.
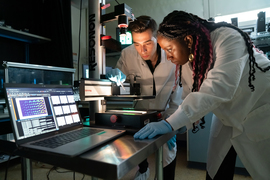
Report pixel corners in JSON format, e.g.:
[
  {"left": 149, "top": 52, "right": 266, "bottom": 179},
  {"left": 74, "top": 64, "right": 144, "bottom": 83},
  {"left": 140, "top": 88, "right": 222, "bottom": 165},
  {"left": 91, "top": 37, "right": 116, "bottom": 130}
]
[
  {"left": 115, "top": 39, "right": 183, "bottom": 166},
  {"left": 167, "top": 27, "right": 270, "bottom": 180}
]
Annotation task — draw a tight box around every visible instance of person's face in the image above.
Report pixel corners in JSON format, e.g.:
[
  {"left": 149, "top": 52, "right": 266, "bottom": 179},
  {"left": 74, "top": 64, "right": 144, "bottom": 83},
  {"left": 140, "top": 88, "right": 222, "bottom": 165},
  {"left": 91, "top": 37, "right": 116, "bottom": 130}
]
[
  {"left": 132, "top": 29, "right": 157, "bottom": 61},
  {"left": 157, "top": 35, "right": 190, "bottom": 65}
]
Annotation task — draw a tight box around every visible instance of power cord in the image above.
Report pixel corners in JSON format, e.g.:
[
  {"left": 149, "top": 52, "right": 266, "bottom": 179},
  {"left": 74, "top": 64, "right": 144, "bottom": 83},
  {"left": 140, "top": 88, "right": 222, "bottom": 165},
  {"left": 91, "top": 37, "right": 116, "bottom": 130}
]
[
  {"left": 46, "top": 166, "right": 56, "bottom": 179},
  {"left": 46, "top": 166, "right": 85, "bottom": 180}
]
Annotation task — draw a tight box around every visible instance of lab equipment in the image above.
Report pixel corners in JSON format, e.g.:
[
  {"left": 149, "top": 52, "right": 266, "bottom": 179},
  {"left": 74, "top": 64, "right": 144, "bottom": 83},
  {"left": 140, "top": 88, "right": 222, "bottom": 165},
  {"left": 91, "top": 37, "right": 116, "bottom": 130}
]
[
  {"left": 79, "top": 78, "right": 159, "bottom": 130},
  {"left": 130, "top": 75, "right": 141, "bottom": 95}
]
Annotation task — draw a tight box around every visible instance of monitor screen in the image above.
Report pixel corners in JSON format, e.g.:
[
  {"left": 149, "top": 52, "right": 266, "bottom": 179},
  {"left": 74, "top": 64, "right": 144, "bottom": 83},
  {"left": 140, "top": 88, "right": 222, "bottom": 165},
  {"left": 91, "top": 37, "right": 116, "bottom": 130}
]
[
  {"left": 119, "top": 31, "right": 132, "bottom": 45},
  {"left": 257, "top": 11, "right": 266, "bottom": 33},
  {"left": 5, "top": 85, "right": 80, "bottom": 140},
  {"left": 116, "top": 28, "right": 133, "bottom": 46}
]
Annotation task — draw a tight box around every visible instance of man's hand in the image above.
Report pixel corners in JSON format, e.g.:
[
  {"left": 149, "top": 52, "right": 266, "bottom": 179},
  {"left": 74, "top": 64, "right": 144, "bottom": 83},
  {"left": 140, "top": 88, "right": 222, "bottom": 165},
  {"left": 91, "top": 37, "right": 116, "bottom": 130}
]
[
  {"left": 106, "top": 68, "right": 126, "bottom": 86},
  {"left": 133, "top": 120, "right": 172, "bottom": 139}
]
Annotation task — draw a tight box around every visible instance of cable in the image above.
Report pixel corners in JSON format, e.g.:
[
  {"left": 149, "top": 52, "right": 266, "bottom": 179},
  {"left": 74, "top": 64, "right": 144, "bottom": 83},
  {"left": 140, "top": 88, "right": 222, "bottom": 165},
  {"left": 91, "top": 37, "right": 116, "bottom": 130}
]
[
  {"left": 46, "top": 166, "right": 57, "bottom": 180},
  {"left": 73, "top": 172, "right": 86, "bottom": 180},
  {"left": 77, "top": 0, "right": 83, "bottom": 80},
  {"left": 46, "top": 166, "right": 86, "bottom": 180},
  {"left": 115, "top": 0, "right": 120, "bottom": 4}
]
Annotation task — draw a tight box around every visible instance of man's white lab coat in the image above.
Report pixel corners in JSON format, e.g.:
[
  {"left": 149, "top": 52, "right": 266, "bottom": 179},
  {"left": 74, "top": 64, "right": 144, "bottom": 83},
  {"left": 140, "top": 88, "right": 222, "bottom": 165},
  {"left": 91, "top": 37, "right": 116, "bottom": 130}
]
[
  {"left": 116, "top": 39, "right": 183, "bottom": 166},
  {"left": 167, "top": 27, "right": 270, "bottom": 179}
]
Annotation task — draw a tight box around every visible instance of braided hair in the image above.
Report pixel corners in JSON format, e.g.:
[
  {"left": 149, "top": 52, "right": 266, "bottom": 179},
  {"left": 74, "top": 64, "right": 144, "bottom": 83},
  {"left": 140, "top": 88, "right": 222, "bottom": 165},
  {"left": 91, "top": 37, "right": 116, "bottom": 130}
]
[{"left": 158, "top": 10, "right": 270, "bottom": 132}]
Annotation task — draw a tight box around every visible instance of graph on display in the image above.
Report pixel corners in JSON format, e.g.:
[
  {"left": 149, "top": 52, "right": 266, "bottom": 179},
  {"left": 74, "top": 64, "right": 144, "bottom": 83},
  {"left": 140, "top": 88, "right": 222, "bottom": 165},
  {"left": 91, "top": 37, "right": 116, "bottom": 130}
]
[{"left": 19, "top": 98, "right": 47, "bottom": 118}]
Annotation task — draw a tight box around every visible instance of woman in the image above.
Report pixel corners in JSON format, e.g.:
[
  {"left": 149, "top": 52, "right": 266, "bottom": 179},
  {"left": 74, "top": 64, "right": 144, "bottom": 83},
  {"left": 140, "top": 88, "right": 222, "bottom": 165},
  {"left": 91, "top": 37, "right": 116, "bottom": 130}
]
[{"left": 134, "top": 10, "right": 270, "bottom": 180}]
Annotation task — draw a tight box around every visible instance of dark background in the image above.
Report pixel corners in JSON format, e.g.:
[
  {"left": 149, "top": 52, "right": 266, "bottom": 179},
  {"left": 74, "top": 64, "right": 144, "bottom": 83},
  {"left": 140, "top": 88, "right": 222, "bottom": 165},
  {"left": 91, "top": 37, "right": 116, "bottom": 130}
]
[
  {"left": 0, "top": 0, "right": 73, "bottom": 68},
  {"left": 0, "top": 0, "right": 73, "bottom": 135}
]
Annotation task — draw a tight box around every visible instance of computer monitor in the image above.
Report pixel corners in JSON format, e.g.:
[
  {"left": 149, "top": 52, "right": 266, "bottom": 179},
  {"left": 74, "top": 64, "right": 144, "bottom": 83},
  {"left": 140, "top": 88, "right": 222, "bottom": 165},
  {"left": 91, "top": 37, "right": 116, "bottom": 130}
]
[
  {"left": 116, "top": 28, "right": 133, "bottom": 49},
  {"left": 119, "top": 31, "right": 132, "bottom": 45},
  {"left": 231, "top": 17, "right": 238, "bottom": 27},
  {"left": 257, "top": 11, "right": 266, "bottom": 33}
]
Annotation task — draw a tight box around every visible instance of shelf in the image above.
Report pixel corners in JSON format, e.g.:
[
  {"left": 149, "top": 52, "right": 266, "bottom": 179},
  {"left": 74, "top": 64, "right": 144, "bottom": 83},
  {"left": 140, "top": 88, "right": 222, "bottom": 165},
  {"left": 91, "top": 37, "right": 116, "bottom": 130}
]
[
  {"left": 0, "top": 154, "right": 19, "bottom": 164},
  {"left": 0, "top": 26, "right": 51, "bottom": 43}
]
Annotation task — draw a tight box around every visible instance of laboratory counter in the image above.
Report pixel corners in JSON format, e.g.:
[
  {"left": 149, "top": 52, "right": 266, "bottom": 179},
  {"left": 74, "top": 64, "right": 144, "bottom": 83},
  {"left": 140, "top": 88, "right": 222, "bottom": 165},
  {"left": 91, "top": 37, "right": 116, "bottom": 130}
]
[{"left": 0, "top": 130, "right": 177, "bottom": 180}]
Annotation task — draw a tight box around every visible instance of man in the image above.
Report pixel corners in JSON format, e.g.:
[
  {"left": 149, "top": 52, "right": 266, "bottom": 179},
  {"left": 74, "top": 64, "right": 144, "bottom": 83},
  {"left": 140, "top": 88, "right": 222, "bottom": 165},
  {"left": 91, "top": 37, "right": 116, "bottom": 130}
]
[{"left": 107, "top": 16, "right": 183, "bottom": 180}]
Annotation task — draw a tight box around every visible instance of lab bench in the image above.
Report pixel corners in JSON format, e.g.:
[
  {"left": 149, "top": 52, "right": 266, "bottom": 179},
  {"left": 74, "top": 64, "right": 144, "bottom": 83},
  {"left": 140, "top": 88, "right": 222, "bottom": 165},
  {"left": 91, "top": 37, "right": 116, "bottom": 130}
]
[{"left": 0, "top": 130, "right": 176, "bottom": 180}]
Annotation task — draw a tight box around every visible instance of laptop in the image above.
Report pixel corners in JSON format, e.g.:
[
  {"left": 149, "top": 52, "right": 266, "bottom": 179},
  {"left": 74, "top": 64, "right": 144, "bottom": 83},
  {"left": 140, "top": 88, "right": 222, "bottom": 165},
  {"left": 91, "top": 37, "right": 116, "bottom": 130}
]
[{"left": 4, "top": 83, "right": 126, "bottom": 157}]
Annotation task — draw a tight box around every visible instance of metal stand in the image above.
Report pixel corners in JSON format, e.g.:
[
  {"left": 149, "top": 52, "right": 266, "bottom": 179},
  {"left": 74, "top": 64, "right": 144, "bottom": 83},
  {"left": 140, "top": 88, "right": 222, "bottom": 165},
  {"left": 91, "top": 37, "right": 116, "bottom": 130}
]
[
  {"left": 21, "top": 158, "right": 32, "bottom": 180},
  {"left": 155, "top": 146, "right": 163, "bottom": 180}
]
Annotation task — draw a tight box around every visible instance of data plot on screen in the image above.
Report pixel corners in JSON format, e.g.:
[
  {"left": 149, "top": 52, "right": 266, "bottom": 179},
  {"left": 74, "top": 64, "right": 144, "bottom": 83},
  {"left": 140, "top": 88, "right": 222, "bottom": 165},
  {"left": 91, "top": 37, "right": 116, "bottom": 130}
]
[
  {"left": 72, "top": 114, "right": 80, "bottom": 122},
  {"left": 67, "top": 95, "right": 75, "bottom": 103},
  {"left": 54, "top": 106, "right": 63, "bottom": 115},
  {"left": 51, "top": 96, "right": 60, "bottom": 104},
  {"left": 57, "top": 116, "right": 66, "bottom": 126},
  {"left": 16, "top": 97, "right": 48, "bottom": 120},
  {"left": 59, "top": 95, "right": 68, "bottom": 104},
  {"left": 65, "top": 115, "right": 73, "bottom": 124},
  {"left": 62, "top": 105, "right": 71, "bottom": 114},
  {"left": 69, "top": 104, "right": 77, "bottom": 113}
]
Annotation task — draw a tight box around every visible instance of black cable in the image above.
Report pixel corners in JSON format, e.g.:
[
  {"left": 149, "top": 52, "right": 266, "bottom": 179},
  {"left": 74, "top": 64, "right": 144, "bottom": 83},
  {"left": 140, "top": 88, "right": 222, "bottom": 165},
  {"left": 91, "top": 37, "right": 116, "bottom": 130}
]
[
  {"left": 132, "top": 100, "right": 138, "bottom": 108},
  {"left": 115, "top": 0, "right": 120, "bottom": 4},
  {"left": 47, "top": 166, "right": 86, "bottom": 180},
  {"left": 77, "top": 0, "right": 83, "bottom": 80},
  {"left": 4, "top": 149, "right": 18, "bottom": 180},
  {"left": 46, "top": 166, "right": 56, "bottom": 180}
]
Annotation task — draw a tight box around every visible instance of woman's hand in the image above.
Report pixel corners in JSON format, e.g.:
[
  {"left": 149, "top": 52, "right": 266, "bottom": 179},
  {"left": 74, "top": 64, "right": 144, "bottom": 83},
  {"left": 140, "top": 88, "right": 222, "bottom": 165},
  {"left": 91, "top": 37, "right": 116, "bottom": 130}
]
[{"left": 133, "top": 120, "right": 172, "bottom": 139}]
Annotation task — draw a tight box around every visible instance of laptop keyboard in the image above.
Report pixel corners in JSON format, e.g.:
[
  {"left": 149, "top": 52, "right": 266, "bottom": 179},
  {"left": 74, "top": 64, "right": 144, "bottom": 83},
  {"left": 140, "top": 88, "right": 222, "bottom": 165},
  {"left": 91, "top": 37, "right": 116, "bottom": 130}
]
[{"left": 31, "top": 128, "right": 103, "bottom": 149}]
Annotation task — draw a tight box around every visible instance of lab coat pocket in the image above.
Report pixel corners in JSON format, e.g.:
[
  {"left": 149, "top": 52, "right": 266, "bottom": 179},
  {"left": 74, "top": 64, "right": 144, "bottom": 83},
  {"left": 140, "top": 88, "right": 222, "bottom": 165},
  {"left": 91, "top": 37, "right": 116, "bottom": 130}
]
[{"left": 243, "top": 103, "right": 270, "bottom": 142}]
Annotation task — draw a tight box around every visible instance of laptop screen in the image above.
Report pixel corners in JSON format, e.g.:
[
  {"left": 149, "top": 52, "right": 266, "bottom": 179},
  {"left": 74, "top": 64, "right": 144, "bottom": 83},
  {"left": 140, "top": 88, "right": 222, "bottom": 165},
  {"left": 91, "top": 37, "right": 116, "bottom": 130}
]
[{"left": 5, "top": 84, "right": 81, "bottom": 141}]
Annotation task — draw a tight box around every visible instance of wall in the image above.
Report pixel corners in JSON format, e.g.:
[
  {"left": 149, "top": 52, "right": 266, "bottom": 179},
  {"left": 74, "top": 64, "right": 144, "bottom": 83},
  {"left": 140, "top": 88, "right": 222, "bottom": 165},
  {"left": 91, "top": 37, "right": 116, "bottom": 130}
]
[
  {"left": 71, "top": 6, "right": 88, "bottom": 81},
  {"left": 209, "top": 0, "right": 270, "bottom": 17},
  {"left": 0, "top": 0, "right": 73, "bottom": 68}
]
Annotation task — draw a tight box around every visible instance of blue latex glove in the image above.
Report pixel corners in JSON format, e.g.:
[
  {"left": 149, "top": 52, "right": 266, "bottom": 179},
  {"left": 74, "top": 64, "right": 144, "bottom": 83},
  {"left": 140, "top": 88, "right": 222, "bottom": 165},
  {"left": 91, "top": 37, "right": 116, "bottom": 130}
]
[
  {"left": 167, "top": 135, "right": 176, "bottom": 151},
  {"left": 106, "top": 68, "right": 126, "bottom": 86},
  {"left": 134, "top": 120, "right": 172, "bottom": 139}
]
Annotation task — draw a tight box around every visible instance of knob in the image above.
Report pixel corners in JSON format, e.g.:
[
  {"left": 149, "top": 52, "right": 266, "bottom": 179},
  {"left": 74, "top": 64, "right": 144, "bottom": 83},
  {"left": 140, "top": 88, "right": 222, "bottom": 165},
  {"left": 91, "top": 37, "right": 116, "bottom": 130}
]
[
  {"left": 110, "top": 115, "right": 118, "bottom": 123},
  {"left": 157, "top": 113, "right": 162, "bottom": 119}
]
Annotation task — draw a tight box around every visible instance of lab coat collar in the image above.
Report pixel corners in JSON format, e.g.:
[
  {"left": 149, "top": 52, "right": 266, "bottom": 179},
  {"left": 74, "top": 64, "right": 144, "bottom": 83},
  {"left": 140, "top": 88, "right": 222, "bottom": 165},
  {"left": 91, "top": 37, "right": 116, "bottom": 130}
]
[{"left": 160, "top": 47, "right": 167, "bottom": 64}]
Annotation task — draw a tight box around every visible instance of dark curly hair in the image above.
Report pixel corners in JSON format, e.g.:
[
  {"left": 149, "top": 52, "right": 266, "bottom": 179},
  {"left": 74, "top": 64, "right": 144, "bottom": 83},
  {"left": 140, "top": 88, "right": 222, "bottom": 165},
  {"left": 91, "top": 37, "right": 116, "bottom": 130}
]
[
  {"left": 128, "top": 15, "right": 157, "bottom": 37},
  {"left": 158, "top": 10, "right": 270, "bottom": 132}
]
